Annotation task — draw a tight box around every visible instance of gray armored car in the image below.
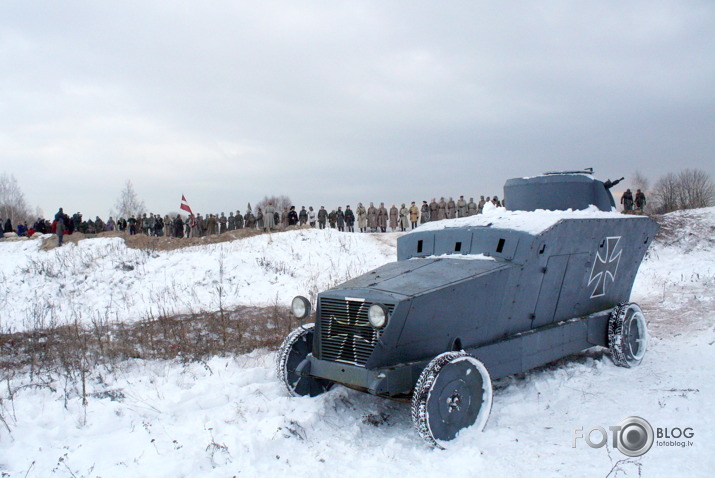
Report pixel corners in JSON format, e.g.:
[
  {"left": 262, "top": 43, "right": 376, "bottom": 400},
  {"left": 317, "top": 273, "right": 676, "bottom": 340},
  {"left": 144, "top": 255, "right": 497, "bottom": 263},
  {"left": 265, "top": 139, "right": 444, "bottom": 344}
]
[{"left": 277, "top": 171, "right": 659, "bottom": 448}]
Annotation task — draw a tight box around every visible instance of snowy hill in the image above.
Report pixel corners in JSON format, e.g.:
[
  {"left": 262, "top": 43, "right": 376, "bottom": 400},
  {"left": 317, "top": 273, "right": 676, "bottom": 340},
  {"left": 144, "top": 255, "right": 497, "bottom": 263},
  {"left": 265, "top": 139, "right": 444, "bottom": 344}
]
[{"left": 0, "top": 209, "right": 713, "bottom": 477}]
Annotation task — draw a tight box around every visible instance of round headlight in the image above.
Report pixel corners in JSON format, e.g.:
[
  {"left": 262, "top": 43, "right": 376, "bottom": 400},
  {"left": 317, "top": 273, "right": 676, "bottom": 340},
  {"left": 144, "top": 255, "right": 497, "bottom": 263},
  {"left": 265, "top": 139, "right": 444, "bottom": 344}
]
[
  {"left": 291, "top": 296, "right": 311, "bottom": 320},
  {"left": 368, "top": 303, "right": 388, "bottom": 328}
]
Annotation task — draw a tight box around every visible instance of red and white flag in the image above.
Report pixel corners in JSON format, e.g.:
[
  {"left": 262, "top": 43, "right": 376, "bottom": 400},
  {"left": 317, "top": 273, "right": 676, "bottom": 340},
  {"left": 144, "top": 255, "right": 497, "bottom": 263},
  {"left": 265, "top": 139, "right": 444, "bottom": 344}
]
[{"left": 180, "top": 194, "right": 193, "bottom": 214}]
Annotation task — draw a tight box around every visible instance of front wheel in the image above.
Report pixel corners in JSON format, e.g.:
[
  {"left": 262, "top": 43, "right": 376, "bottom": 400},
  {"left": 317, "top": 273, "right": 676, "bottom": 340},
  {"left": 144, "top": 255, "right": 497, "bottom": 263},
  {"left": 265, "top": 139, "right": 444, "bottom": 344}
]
[
  {"left": 411, "top": 351, "right": 493, "bottom": 449},
  {"left": 609, "top": 303, "right": 648, "bottom": 368},
  {"left": 276, "top": 324, "right": 332, "bottom": 397}
]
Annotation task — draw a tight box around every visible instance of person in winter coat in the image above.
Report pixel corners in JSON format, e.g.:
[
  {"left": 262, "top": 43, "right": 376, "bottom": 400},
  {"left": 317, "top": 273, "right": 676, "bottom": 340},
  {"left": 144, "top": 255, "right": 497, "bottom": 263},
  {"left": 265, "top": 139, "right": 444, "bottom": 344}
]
[
  {"left": 288, "top": 206, "right": 299, "bottom": 226},
  {"left": 4, "top": 218, "right": 13, "bottom": 233},
  {"left": 264, "top": 203, "right": 276, "bottom": 230},
  {"left": 621, "top": 189, "right": 634, "bottom": 212},
  {"left": 389, "top": 205, "right": 399, "bottom": 231},
  {"left": 54, "top": 208, "right": 65, "bottom": 246},
  {"left": 467, "top": 198, "right": 477, "bottom": 216},
  {"left": 308, "top": 207, "right": 316, "bottom": 227},
  {"left": 317, "top": 206, "right": 328, "bottom": 229},
  {"left": 367, "top": 202, "right": 378, "bottom": 232},
  {"left": 256, "top": 208, "right": 264, "bottom": 230},
  {"left": 409, "top": 202, "right": 420, "bottom": 229},
  {"left": 345, "top": 205, "right": 355, "bottom": 232},
  {"left": 299, "top": 207, "right": 308, "bottom": 226},
  {"left": 173, "top": 215, "right": 184, "bottom": 238},
  {"left": 377, "top": 203, "right": 388, "bottom": 232},
  {"left": 447, "top": 197, "right": 456, "bottom": 219},
  {"left": 420, "top": 201, "right": 430, "bottom": 224},
  {"left": 399, "top": 204, "right": 409, "bottom": 232},
  {"left": 336, "top": 207, "right": 345, "bottom": 231},
  {"left": 438, "top": 198, "right": 447, "bottom": 220},
  {"left": 634, "top": 189, "right": 647, "bottom": 213},
  {"left": 429, "top": 198, "right": 438, "bottom": 222},
  {"left": 457, "top": 196, "right": 467, "bottom": 217},
  {"left": 356, "top": 203, "right": 367, "bottom": 232},
  {"left": 328, "top": 209, "right": 337, "bottom": 229}
]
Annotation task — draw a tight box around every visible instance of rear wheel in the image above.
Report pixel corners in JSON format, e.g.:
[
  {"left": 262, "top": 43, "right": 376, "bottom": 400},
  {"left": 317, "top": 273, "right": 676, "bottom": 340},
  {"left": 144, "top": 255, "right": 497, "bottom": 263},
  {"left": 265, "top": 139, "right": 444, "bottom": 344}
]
[
  {"left": 276, "top": 324, "right": 332, "bottom": 396},
  {"left": 609, "top": 303, "right": 648, "bottom": 367},
  {"left": 411, "top": 351, "right": 493, "bottom": 449}
]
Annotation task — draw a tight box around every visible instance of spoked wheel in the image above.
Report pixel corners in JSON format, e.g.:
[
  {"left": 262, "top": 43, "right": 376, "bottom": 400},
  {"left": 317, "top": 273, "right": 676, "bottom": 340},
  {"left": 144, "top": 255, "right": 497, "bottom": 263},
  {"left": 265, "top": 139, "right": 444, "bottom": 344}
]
[
  {"left": 609, "top": 303, "right": 648, "bottom": 368},
  {"left": 411, "top": 351, "right": 493, "bottom": 449},
  {"left": 276, "top": 324, "right": 332, "bottom": 397}
]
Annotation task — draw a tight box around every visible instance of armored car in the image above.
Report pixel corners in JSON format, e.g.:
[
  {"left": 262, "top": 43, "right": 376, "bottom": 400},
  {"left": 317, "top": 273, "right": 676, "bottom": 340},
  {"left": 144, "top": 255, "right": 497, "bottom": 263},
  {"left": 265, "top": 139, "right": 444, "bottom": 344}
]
[{"left": 277, "top": 171, "right": 659, "bottom": 448}]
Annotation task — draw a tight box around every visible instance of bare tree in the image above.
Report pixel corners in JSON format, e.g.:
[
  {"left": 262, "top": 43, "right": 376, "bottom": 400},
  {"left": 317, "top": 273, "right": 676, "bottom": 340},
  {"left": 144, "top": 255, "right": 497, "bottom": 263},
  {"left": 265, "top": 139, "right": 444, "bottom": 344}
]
[
  {"left": 0, "top": 172, "right": 33, "bottom": 226},
  {"left": 630, "top": 170, "right": 650, "bottom": 193},
  {"left": 113, "top": 180, "right": 146, "bottom": 219},
  {"left": 651, "top": 168, "right": 714, "bottom": 214}
]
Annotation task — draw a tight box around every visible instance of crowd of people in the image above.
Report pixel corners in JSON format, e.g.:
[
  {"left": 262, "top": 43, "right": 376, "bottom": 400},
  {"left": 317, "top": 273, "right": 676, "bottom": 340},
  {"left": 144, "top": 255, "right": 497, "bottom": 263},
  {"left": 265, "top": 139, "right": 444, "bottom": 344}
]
[{"left": 0, "top": 195, "right": 507, "bottom": 244}]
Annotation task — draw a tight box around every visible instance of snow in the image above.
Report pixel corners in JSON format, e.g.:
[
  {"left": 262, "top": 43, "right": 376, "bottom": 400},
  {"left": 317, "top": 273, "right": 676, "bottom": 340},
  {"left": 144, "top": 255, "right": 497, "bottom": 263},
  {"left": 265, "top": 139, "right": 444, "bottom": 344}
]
[
  {"left": 1, "top": 209, "right": 714, "bottom": 477},
  {"left": 411, "top": 201, "right": 644, "bottom": 236}
]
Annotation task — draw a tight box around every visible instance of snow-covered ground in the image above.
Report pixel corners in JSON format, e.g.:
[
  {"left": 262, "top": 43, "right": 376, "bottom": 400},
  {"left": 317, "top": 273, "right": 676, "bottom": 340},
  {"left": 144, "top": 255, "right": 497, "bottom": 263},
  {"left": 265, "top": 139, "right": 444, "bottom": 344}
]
[{"left": 1, "top": 208, "right": 713, "bottom": 477}]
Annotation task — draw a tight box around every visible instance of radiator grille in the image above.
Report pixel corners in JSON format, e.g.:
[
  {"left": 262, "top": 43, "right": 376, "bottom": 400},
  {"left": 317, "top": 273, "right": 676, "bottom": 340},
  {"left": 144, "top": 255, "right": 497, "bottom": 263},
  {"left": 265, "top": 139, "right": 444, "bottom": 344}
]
[{"left": 318, "top": 298, "right": 394, "bottom": 367}]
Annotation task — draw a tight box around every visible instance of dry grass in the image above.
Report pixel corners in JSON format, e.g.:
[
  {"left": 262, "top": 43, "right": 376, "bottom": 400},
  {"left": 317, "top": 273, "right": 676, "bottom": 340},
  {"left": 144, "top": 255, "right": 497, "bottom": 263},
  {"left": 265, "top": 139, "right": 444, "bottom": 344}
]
[{"left": 0, "top": 305, "right": 301, "bottom": 373}]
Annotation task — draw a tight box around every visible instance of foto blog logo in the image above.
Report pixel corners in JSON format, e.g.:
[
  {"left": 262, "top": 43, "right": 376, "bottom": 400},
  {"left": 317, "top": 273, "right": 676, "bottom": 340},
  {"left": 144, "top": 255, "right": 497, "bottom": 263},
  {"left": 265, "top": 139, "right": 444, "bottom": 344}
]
[{"left": 573, "top": 416, "right": 654, "bottom": 457}]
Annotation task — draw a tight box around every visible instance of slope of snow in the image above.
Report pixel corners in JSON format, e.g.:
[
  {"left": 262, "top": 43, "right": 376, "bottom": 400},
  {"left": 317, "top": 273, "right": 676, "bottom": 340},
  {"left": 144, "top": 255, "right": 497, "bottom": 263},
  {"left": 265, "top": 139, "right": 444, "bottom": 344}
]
[{"left": 1, "top": 209, "right": 713, "bottom": 477}]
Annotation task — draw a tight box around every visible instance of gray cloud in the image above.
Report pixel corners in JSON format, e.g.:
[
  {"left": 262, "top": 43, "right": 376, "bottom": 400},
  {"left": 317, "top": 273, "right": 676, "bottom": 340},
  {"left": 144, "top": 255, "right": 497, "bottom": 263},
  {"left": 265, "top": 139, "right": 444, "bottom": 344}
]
[{"left": 1, "top": 0, "right": 713, "bottom": 218}]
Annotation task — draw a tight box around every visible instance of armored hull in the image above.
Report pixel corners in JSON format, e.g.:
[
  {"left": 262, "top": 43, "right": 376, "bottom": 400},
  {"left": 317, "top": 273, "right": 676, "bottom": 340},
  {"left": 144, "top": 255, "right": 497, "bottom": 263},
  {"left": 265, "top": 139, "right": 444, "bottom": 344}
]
[{"left": 277, "top": 171, "right": 659, "bottom": 447}]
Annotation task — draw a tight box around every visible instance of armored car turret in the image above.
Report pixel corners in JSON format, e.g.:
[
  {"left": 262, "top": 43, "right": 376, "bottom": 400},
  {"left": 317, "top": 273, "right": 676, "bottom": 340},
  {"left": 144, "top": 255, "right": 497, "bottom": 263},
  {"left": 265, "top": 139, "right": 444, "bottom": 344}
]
[{"left": 277, "top": 170, "right": 658, "bottom": 448}]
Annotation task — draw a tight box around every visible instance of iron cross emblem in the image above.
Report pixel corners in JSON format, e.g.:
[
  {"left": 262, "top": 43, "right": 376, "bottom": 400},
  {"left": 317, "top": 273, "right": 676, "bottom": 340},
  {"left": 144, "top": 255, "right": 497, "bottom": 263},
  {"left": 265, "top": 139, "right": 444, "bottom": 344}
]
[{"left": 588, "top": 236, "right": 622, "bottom": 298}]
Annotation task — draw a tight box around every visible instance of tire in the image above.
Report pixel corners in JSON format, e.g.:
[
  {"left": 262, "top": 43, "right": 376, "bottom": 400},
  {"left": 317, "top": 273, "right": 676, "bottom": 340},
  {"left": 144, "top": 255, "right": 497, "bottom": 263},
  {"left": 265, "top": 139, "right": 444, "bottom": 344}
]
[
  {"left": 608, "top": 303, "right": 648, "bottom": 368},
  {"left": 276, "top": 324, "right": 332, "bottom": 397},
  {"left": 411, "top": 351, "right": 493, "bottom": 449}
]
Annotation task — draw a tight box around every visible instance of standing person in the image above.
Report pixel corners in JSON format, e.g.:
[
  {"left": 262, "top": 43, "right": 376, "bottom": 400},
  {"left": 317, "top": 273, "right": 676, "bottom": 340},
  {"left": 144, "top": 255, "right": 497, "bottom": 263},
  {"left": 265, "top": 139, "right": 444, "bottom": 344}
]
[
  {"left": 367, "top": 202, "right": 378, "bottom": 232},
  {"left": 457, "top": 196, "right": 467, "bottom": 217},
  {"left": 173, "top": 215, "right": 184, "bottom": 238},
  {"left": 621, "top": 189, "right": 634, "bottom": 212},
  {"left": 308, "top": 206, "right": 317, "bottom": 227},
  {"left": 128, "top": 215, "right": 137, "bottom": 235},
  {"left": 328, "top": 209, "right": 337, "bottom": 229},
  {"left": 317, "top": 206, "right": 328, "bottom": 229},
  {"left": 420, "top": 200, "right": 430, "bottom": 224},
  {"left": 235, "top": 210, "right": 244, "bottom": 229},
  {"left": 219, "top": 212, "right": 227, "bottom": 233},
  {"left": 438, "top": 198, "right": 447, "bottom": 220},
  {"left": 227, "top": 212, "right": 236, "bottom": 231},
  {"left": 288, "top": 206, "right": 298, "bottom": 226},
  {"left": 429, "top": 198, "right": 439, "bottom": 221},
  {"left": 336, "top": 207, "right": 345, "bottom": 232},
  {"left": 467, "top": 197, "right": 477, "bottom": 216},
  {"left": 55, "top": 208, "right": 65, "bottom": 246},
  {"left": 356, "top": 203, "right": 367, "bottom": 232},
  {"left": 447, "top": 197, "right": 456, "bottom": 219},
  {"left": 477, "top": 196, "right": 486, "bottom": 214},
  {"left": 634, "top": 189, "right": 647, "bottom": 214},
  {"left": 378, "top": 203, "right": 388, "bottom": 233},
  {"left": 264, "top": 202, "right": 276, "bottom": 231},
  {"left": 256, "top": 208, "right": 264, "bottom": 231},
  {"left": 399, "top": 203, "right": 409, "bottom": 232},
  {"left": 299, "top": 206, "right": 308, "bottom": 226},
  {"left": 409, "top": 202, "right": 420, "bottom": 229},
  {"left": 345, "top": 205, "right": 355, "bottom": 232},
  {"left": 389, "top": 204, "right": 399, "bottom": 231}
]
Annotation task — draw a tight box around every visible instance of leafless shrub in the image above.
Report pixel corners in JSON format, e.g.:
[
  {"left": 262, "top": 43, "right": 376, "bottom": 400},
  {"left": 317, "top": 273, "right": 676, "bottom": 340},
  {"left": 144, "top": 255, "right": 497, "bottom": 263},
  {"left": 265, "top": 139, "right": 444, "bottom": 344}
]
[{"left": 651, "top": 168, "right": 714, "bottom": 214}]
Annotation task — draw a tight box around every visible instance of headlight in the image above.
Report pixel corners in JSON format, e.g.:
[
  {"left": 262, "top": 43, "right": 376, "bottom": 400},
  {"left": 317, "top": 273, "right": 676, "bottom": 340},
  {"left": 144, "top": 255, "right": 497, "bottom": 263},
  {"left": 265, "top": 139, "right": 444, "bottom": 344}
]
[
  {"left": 291, "top": 296, "right": 311, "bottom": 319},
  {"left": 368, "top": 303, "right": 388, "bottom": 328}
]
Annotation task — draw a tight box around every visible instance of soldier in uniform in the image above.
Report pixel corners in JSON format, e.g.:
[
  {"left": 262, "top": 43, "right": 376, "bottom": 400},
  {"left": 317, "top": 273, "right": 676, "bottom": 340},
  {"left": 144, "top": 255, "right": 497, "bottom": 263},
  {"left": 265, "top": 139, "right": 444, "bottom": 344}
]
[
  {"left": 389, "top": 204, "right": 399, "bottom": 231},
  {"left": 356, "top": 203, "right": 367, "bottom": 232},
  {"left": 299, "top": 206, "right": 308, "bottom": 226},
  {"left": 467, "top": 197, "right": 477, "bottom": 216},
  {"left": 429, "top": 198, "right": 438, "bottom": 222},
  {"left": 367, "top": 202, "right": 378, "bottom": 232},
  {"left": 447, "top": 197, "right": 456, "bottom": 219},
  {"left": 621, "top": 189, "right": 634, "bottom": 212},
  {"left": 328, "top": 209, "right": 337, "bottom": 228},
  {"left": 438, "top": 197, "right": 447, "bottom": 220},
  {"left": 345, "top": 205, "right": 355, "bottom": 232},
  {"left": 219, "top": 212, "right": 227, "bottom": 233},
  {"left": 308, "top": 207, "right": 316, "bottom": 227},
  {"left": 457, "top": 196, "right": 467, "bottom": 217},
  {"left": 399, "top": 203, "right": 409, "bottom": 232},
  {"left": 235, "top": 210, "right": 244, "bottom": 229},
  {"left": 318, "top": 206, "right": 328, "bottom": 229},
  {"left": 420, "top": 201, "right": 430, "bottom": 224},
  {"left": 634, "top": 189, "right": 647, "bottom": 213},
  {"left": 378, "top": 203, "right": 388, "bottom": 232},
  {"left": 477, "top": 196, "right": 486, "bottom": 214},
  {"left": 264, "top": 202, "right": 276, "bottom": 230},
  {"left": 409, "top": 202, "right": 420, "bottom": 229},
  {"left": 256, "top": 208, "right": 264, "bottom": 230},
  {"left": 227, "top": 212, "right": 236, "bottom": 231},
  {"left": 336, "top": 207, "right": 345, "bottom": 231}
]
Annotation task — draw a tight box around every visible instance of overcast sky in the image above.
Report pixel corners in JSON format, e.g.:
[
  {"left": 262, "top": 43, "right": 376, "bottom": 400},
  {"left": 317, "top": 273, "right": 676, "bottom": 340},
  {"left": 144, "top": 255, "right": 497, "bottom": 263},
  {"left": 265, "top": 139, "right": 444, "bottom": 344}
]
[{"left": 1, "top": 0, "right": 713, "bottom": 218}]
